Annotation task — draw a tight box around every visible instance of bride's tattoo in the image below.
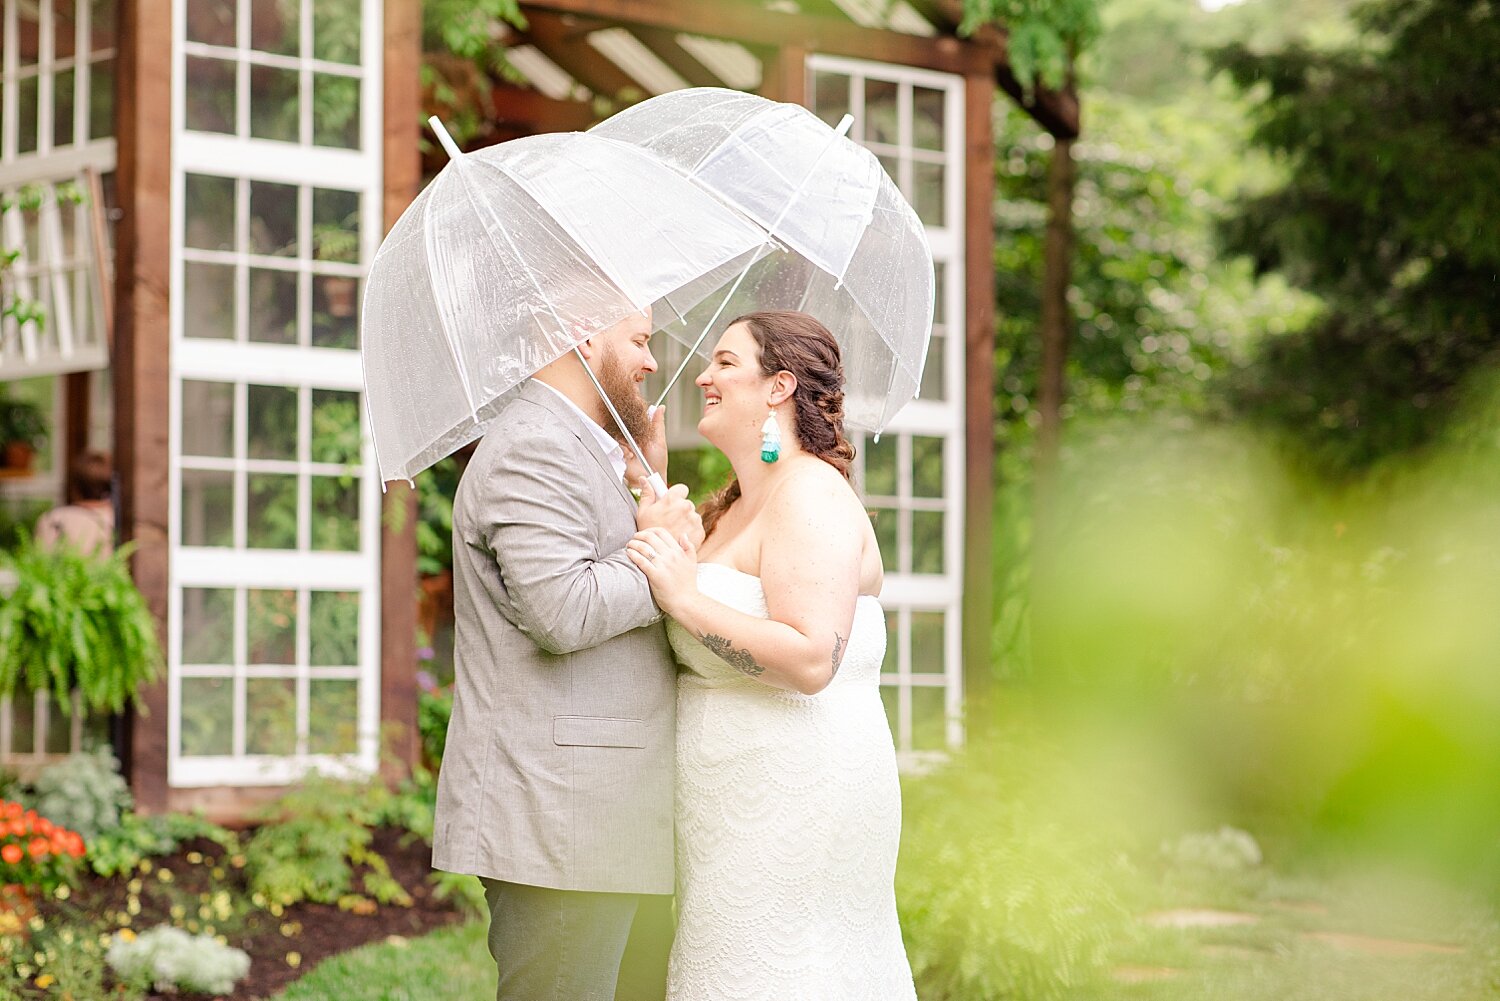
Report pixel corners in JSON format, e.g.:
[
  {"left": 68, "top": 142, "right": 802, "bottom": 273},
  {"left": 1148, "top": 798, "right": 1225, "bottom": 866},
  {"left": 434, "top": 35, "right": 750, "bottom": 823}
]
[
  {"left": 701, "top": 633, "right": 765, "bottom": 677},
  {"left": 831, "top": 632, "right": 846, "bottom": 675}
]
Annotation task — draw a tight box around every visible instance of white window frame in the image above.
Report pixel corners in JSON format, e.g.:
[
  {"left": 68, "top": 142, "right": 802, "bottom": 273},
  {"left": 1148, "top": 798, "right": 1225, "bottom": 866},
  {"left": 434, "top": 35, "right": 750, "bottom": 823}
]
[
  {"left": 809, "top": 54, "right": 965, "bottom": 766},
  {"left": 168, "top": 0, "right": 383, "bottom": 787}
]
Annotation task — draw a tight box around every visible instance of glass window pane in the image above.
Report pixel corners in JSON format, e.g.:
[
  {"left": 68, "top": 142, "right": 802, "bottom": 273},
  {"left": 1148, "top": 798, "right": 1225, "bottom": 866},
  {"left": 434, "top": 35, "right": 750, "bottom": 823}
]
[
  {"left": 88, "top": 57, "right": 113, "bottom": 141},
  {"left": 44, "top": 695, "right": 72, "bottom": 753},
  {"left": 249, "top": 180, "right": 298, "bottom": 256},
  {"left": 312, "top": 188, "right": 360, "bottom": 263},
  {"left": 90, "top": 0, "right": 116, "bottom": 52},
  {"left": 181, "top": 380, "right": 234, "bottom": 457},
  {"left": 247, "top": 473, "right": 298, "bottom": 549},
  {"left": 249, "top": 64, "right": 299, "bottom": 143},
  {"left": 311, "top": 275, "right": 358, "bottom": 349},
  {"left": 312, "top": 73, "right": 359, "bottom": 149},
  {"left": 184, "top": 173, "right": 236, "bottom": 252},
  {"left": 181, "top": 469, "right": 234, "bottom": 547},
  {"left": 180, "top": 678, "right": 233, "bottom": 756},
  {"left": 920, "top": 333, "right": 944, "bottom": 401},
  {"left": 912, "top": 510, "right": 944, "bottom": 574},
  {"left": 877, "top": 152, "right": 899, "bottom": 188},
  {"left": 8, "top": 689, "right": 35, "bottom": 754},
  {"left": 912, "top": 435, "right": 944, "bottom": 497},
  {"left": 17, "top": 7, "right": 39, "bottom": 68},
  {"left": 911, "top": 685, "right": 947, "bottom": 751},
  {"left": 247, "top": 588, "right": 296, "bottom": 664},
  {"left": 932, "top": 260, "right": 946, "bottom": 325},
  {"left": 54, "top": 69, "right": 76, "bottom": 147},
  {"left": 248, "top": 267, "right": 298, "bottom": 344},
  {"left": 915, "top": 162, "right": 945, "bottom": 227},
  {"left": 308, "top": 679, "right": 358, "bottom": 754},
  {"left": 314, "top": 0, "right": 362, "bottom": 64},
  {"left": 911, "top": 610, "right": 944, "bottom": 674},
  {"left": 311, "top": 389, "right": 360, "bottom": 465},
  {"left": 182, "top": 587, "right": 235, "bottom": 665},
  {"left": 311, "top": 475, "right": 359, "bottom": 551},
  {"left": 183, "top": 261, "right": 235, "bottom": 340},
  {"left": 247, "top": 384, "right": 298, "bottom": 459},
  {"left": 18, "top": 75, "right": 38, "bottom": 154},
  {"left": 250, "top": 0, "right": 299, "bottom": 56},
  {"left": 309, "top": 591, "right": 359, "bottom": 667},
  {"left": 185, "top": 56, "right": 236, "bottom": 135},
  {"left": 913, "top": 85, "right": 945, "bottom": 152},
  {"left": 185, "top": 0, "right": 237, "bottom": 47},
  {"left": 811, "top": 70, "right": 849, "bottom": 128},
  {"left": 863, "top": 433, "right": 897, "bottom": 497},
  {"left": 872, "top": 506, "right": 897, "bottom": 572},
  {"left": 864, "top": 77, "right": 898, "bottom": 145},
  {"left": 883, "top": 611, "right": 898, "bottom": 675},
  {"left": 56, "top": 0, "right": 79, "bottom": 60},
  {"left": 879, "top": 684, "right": 898, "bottom": 740},
  {"left": 246, "top": 678, "right": 297, "bottom": 755}
]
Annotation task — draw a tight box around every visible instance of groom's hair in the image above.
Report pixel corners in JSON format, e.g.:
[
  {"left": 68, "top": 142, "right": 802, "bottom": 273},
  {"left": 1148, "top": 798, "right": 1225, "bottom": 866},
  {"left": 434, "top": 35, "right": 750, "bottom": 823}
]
[{"left": 700, "top": 311, "right": 856, "bottom": 538}]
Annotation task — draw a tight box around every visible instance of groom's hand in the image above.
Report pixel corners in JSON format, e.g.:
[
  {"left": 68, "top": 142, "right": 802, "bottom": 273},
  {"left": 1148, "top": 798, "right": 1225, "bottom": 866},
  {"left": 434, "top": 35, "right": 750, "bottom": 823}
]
[{"left": 636, "top": 479, "right": 703, "bottom": 546}]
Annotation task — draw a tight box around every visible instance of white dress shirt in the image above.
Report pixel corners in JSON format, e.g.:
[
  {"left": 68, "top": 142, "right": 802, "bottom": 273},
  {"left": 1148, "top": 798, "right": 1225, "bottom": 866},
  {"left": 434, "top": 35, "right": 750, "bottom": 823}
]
[{"left": 533, "top": 379, "right": 628, "bottom": 484}]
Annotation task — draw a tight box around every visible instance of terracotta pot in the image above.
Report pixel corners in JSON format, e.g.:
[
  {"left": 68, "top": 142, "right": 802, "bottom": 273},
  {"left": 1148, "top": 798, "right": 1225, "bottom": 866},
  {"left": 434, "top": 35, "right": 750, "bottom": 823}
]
[{"left": 2, "top": 442, "right": 32, "bottom": 472}]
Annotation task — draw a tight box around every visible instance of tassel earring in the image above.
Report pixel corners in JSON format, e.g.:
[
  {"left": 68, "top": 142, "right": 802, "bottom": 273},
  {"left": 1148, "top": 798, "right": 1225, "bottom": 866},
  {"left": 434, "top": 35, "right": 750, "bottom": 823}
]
[{"left": 760, "top": 410, "right": 782, "bottom": 463}]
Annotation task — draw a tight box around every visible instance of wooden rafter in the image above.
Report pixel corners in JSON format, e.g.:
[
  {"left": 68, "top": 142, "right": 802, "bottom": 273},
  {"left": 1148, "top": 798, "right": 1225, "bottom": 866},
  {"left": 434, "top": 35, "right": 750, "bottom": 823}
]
[
  {"left": 628, "top": 25, "right": 724, "bottom": 88},
  {"left": 519, "top": 0, "right": 1077, "bottom": 136},
  {"left": 520, "top": 9, "right": 651, "bottom": 98}
]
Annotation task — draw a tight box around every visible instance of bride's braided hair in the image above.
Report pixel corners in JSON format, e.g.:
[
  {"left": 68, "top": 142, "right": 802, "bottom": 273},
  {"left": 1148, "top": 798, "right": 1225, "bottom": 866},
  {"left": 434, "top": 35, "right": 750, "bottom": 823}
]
[{"left": 700, "top": 311, "right": 857, "bottom": 539}]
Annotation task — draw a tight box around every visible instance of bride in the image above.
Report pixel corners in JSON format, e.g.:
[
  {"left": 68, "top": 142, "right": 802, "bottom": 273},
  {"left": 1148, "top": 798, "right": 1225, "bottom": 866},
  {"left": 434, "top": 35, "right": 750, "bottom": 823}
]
[{"left": 626, "top": 310, "right": 917, "bottom": 1000}]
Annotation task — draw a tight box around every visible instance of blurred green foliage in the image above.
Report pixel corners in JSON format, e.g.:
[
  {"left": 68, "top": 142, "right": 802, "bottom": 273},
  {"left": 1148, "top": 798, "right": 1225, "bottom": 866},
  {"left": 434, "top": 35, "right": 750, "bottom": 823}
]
[{"left": 1211, "top": 0, "right": 1500, "bottom": 474}]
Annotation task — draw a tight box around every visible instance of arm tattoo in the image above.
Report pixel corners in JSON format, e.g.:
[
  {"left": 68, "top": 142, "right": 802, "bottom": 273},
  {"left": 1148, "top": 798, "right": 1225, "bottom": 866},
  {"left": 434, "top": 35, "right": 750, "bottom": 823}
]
[
  {"left": 831, "top": 632, "right": 846, "bottom": 676},
  {"left": 700, "top": 633, "right": 765, "bottom": 678}
]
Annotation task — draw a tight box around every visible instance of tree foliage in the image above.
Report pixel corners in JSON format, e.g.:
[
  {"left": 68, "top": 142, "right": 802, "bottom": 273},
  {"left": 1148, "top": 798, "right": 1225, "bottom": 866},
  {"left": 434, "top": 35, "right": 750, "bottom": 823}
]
[
  {"left": 1212, "top": 0, "right": 1500, "bottom": 474},
  {"left": 960, "top": 0, "right": 1102, "bottom": 90}
]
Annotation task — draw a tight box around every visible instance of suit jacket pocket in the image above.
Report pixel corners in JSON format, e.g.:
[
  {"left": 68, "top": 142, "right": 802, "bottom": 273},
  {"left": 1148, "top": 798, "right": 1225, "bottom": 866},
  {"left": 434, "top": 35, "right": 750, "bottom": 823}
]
[{"left": 552, "top": 715, "right": 646, "bottom": 748}]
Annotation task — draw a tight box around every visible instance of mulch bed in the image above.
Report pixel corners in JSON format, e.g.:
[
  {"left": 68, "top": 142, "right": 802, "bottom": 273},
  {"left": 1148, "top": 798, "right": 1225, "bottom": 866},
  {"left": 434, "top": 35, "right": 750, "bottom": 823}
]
[{"left": 30, "top": 828, "right": 470, "bottom": 1000}]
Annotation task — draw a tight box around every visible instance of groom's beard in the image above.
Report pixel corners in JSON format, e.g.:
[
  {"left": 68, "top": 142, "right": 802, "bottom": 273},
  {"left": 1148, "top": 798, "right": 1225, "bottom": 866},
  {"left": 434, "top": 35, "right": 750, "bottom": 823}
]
[{"left": 597, "top": 345, "right": 653, "bottom": 448}]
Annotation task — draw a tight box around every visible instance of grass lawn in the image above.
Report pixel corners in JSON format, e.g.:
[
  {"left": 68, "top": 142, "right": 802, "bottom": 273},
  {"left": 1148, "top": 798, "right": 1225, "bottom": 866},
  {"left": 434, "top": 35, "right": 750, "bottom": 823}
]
[
  {"left": 273, "top": 921, "right": 494, "bottom": 1001},
  {"left": 271, "top": 862, "right": 1500, "bottom": 1001}
]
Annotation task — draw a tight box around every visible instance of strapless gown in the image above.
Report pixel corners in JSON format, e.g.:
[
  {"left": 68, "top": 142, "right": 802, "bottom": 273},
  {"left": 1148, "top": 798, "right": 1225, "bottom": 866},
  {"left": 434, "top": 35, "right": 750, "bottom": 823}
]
[{"left": 664, "top": 562, "right": 917, "bottom": 1000}]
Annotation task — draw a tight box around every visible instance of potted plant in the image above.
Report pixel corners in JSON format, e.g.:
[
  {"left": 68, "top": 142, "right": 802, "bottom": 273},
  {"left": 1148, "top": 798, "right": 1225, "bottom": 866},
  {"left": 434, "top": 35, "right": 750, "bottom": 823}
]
[
  {"left": 0, "top": 534, "right": 164, "bottom": 717},
  {"left": 0, "top": 396, "right": 48, "bottom": 473}
]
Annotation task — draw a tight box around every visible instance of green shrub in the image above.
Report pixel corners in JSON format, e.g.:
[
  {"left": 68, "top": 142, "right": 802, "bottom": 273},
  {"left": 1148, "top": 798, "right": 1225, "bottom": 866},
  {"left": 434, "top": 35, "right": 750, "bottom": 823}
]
[
  {"left": 418, "top": 686, "right": 453, "bottom": 768},
  {"left": 30, "top": 746, "right": 132, "bottom": 840},
  {"left": 244, "top": 774, "right": 415, "bottom": 909},
  {"left": 897, "top": 740, "right": 1135, "bottom": 1001},
  {"left": 0, "top": 535, "right": 163, "bottom": 716},
  {"left": 105, "top": 926, "right": 250, "bottom": 995},
  {"left": 86, "top": 810, "right": 240, "bottom": 880}
]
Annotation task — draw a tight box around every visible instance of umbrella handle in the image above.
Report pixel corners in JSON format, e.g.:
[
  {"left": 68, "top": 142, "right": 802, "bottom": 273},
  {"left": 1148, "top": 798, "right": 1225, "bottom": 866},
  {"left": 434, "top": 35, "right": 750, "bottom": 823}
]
[{"left": 645, "top": 472, "right": 669, "bottom": 499}]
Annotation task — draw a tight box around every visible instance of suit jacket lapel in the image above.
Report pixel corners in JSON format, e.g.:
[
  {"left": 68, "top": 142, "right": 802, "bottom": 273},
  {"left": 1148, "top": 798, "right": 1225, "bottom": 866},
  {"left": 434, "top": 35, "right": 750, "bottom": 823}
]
[{"left": 517, "top": 380, "right": 635, "bottom": 509}]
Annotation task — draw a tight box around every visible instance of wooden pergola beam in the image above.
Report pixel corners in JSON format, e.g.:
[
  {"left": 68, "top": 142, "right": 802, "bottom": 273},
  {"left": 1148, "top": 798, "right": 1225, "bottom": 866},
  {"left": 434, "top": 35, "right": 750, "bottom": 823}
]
[
  {"left": 521, "top": 9, "right": 651, "bottom": 98},
  {"left": 521, "top": 0, "right": 1077, "bottom": 136},
  {"left": 628, "top": 25, "right": 724, "bottom": 88}
]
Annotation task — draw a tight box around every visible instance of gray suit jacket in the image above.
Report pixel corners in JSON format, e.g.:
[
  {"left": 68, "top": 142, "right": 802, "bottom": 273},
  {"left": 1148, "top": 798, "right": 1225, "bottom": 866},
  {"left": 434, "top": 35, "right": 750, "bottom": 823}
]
[{"left": 431, "top": 379, "right": 676, "bottom": 894}]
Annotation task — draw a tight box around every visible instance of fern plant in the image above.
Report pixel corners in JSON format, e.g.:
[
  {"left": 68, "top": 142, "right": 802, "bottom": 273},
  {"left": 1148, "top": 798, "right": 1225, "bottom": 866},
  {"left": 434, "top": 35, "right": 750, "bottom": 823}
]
[{"left": 0, "top": 534, "right": 163, "bottom": 716}]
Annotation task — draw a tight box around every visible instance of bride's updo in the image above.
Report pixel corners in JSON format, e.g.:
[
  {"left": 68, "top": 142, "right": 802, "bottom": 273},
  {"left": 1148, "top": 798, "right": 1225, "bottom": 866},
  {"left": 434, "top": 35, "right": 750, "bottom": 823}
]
[{"left": 700, "top": 311, "right": 857, "bottom": 538}]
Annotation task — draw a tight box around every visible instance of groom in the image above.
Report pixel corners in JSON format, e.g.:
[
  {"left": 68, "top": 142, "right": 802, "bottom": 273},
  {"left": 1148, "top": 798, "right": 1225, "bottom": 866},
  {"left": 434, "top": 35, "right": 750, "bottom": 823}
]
[{"left": 432, "top": 309, "right": 700, "bottom": 1001}]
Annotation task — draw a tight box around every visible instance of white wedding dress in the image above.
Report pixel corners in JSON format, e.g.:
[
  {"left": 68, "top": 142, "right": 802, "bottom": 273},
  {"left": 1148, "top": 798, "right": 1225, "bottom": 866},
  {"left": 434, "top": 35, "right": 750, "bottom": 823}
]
[{"left": 665, "top": 562, "right": 917, "bottom": 1001}]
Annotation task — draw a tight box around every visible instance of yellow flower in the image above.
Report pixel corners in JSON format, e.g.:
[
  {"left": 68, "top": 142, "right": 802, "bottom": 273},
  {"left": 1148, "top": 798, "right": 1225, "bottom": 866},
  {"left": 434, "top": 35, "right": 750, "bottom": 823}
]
[
  {"left": 34, "top": 974, "right": 54, "bottom": 988},
  {"left": 286, "top": 951, "right": 302, "bottom": 968},
  {"left": 116, "top": 928, "right": 136, "bottom": 943},
  {"left": 53, "top": 885, "right": 70, "bottom": 901}
]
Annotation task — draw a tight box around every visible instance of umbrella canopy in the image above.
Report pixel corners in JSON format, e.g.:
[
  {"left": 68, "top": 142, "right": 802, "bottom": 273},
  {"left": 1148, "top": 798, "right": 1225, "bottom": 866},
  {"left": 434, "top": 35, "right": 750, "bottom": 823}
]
[
  {"left": 590, "top": 88, "right": 935, "bottom": 434},
  {"left": 361, "top": 128, "right": 771, "bottom": 483}
]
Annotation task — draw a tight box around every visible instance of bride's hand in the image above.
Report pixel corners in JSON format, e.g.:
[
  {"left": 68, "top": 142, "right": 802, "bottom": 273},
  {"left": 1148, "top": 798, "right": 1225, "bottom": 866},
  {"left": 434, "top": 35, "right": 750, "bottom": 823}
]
[{"left": 626, "top": 526, "right": 697, "bottom": 615}]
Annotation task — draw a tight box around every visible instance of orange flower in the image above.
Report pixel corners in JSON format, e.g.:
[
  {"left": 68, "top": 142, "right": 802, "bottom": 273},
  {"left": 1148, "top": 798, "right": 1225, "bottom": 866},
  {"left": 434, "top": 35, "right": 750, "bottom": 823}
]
[
  {"left": 0, "top": 844, "right": 20, "bottom": 864},
  {"left": 27, "top": 838, "right": 49, "bottom": 859},
  {"left": 35, "top": 819, "right": 52, "bottom": 837}
]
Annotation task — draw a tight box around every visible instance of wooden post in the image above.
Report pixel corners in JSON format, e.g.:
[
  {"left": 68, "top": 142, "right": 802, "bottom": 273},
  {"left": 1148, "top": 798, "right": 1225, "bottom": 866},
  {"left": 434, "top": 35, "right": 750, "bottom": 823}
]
[
  {"left": 62, "top": 372, "right": 90, "bottom": 488},
  {"left": 114, "top": 0, "right": 173, "bottom": 813},
  {"left": 962, "top": 74, "right": 996, "bottom": 728},
  {"left": 762, "top": 44, "right": 808, "bottom": 105},
  {"left": 1034, "top": 134, "right": 1075, "bottom": 489},
  {"left": 379, "top": 0, "right": 421, "bottom": 783}
]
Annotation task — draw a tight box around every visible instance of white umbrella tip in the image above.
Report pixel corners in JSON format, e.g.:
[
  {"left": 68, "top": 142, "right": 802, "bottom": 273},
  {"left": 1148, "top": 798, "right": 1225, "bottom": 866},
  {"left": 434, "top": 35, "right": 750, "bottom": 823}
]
[{"left": 429, "top": 116, "right": 464, "bottom": 161}]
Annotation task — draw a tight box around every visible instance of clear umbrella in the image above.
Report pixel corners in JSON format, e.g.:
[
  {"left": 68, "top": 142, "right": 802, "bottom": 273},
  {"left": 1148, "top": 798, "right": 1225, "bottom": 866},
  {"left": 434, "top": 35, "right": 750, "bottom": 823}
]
[
  {"left": 590, "top": 88, "right": 935, "bottom": 434},
  {"left": 361, "top": 119, "right": 771, "bottom": 486}
]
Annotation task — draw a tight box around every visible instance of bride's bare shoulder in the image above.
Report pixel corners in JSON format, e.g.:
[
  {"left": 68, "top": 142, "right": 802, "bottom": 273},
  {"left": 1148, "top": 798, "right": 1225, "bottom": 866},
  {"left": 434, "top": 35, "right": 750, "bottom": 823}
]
[{"left": 766, "top": 458, "right": 866, "bottom": 524}]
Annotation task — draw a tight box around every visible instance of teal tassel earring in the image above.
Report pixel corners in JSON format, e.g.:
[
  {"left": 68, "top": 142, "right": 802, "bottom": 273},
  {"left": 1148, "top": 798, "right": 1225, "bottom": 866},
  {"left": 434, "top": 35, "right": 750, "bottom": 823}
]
[{"left": 760, "top": 410, "right": 782, "bottom": 463}]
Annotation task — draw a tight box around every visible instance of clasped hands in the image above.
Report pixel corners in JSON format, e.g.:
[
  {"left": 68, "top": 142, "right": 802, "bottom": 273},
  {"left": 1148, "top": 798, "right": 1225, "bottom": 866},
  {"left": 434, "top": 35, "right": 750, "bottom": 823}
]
[{"left": 631, "top": 481, "right": 701, "bottom": 614}]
